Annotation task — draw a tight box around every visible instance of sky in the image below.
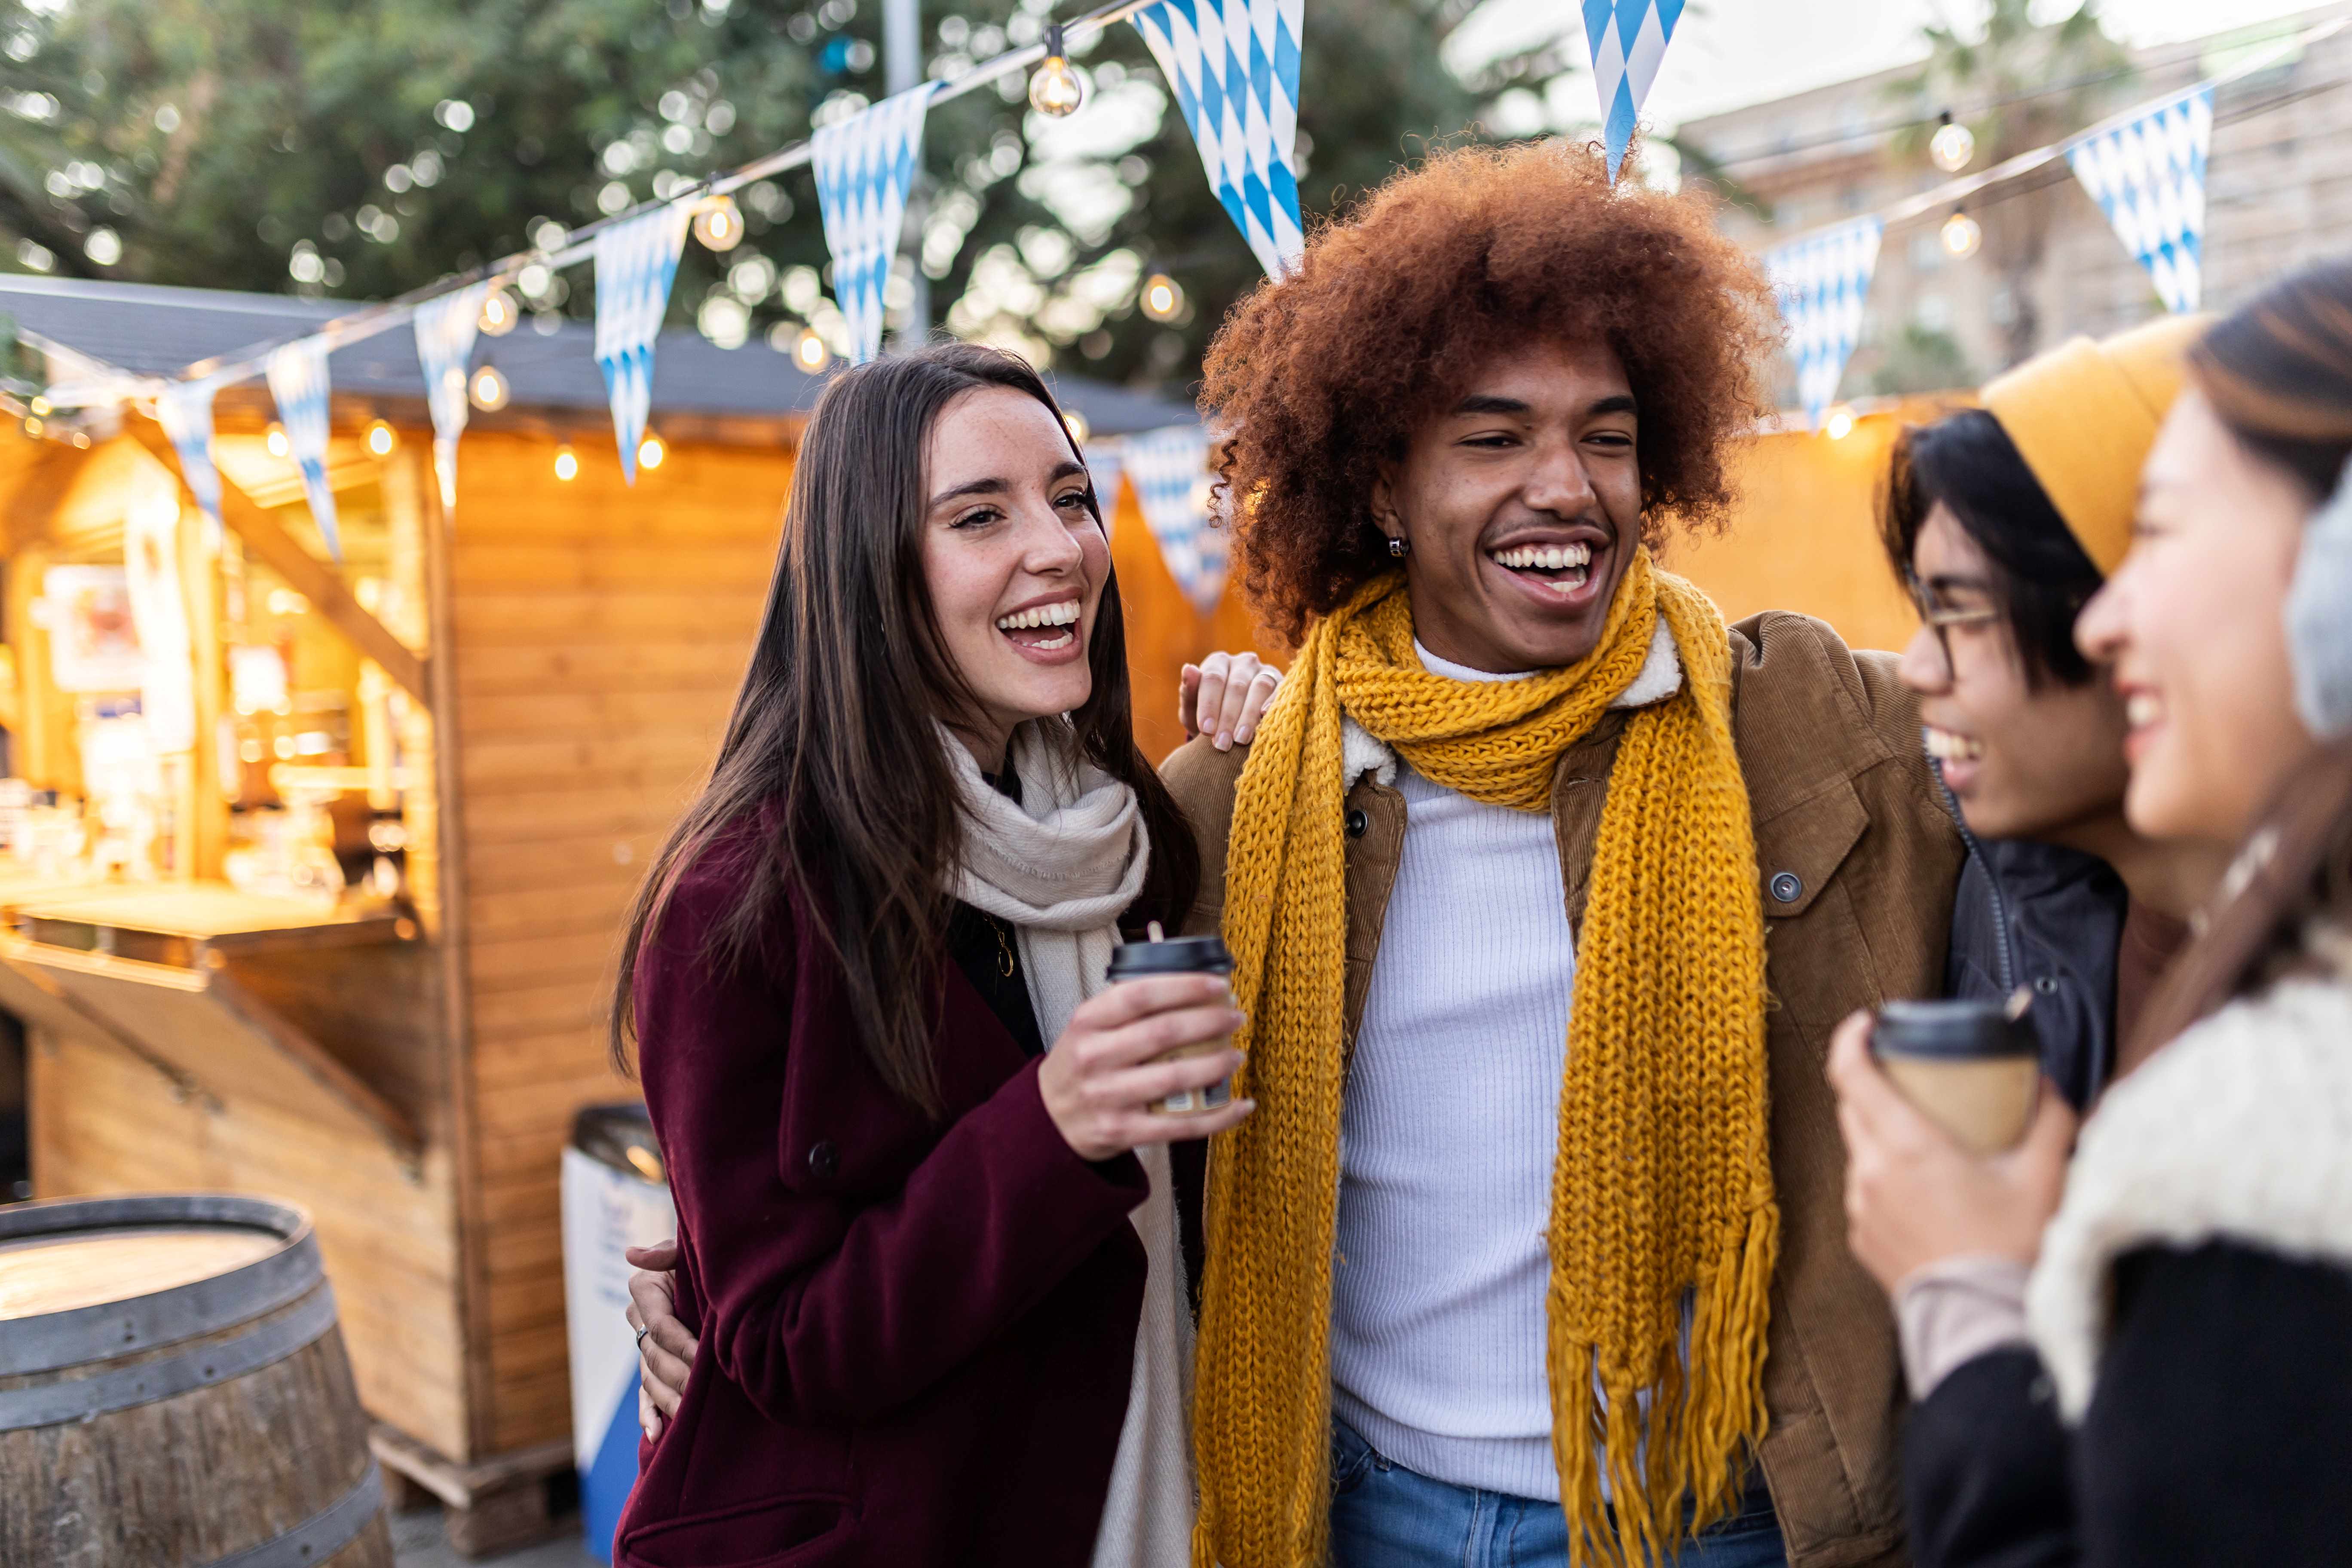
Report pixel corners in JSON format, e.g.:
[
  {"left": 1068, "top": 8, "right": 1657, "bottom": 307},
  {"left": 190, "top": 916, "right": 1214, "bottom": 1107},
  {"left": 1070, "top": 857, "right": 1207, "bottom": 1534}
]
[{"left": 1442, "top": 0, "right": 2337, "bottom": 135}]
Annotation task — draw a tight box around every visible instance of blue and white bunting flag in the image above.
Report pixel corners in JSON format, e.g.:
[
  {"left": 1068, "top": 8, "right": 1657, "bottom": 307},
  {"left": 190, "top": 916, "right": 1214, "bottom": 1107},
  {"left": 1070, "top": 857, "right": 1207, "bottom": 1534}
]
[
  {"left": 154, "top": 380, "right": 224, "bottom": 547},
  {"left": 594, "top": 205, "right": 692, "bottom": 483},
  {"left": 265, "top": 337, "right": 343, "bottom": 561},
  {"left": 1084, "top": 443, "right": 1125, "bottom": 534},
  {"left": 1132, "top": 0, "right": 1306, "bottom": 279},
  {"left": 1764, "top": 217, "right": 1883, "bottom": 431},
  {"left": 413, "top": 282, "right": 490, "bottom": 511},
  {"left": 2067, "top": 87, "right": 2213, "bottom": 315},
  {"left": 1124, "top": 424, "right": 1226, "bottom": 613},
  {"left": 1584, "top": 0, "right": 1685, "bottom": 184},
  {"left": 812, "top": 83, "right": 940, "bottom": 364}
]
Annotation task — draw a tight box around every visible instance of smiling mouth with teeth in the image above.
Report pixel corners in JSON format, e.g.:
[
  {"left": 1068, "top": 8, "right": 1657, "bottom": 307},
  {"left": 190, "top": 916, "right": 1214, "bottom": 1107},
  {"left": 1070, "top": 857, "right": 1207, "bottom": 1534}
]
[
  {"left": 1488, "top": 542, "right": 1593, "bottom": 594},
  {"left": 995, "top": 599, "right": 1083, "bottom": 650},
  {"left": 1921, "top": 725, "right": 1985, "bottom": 762}
]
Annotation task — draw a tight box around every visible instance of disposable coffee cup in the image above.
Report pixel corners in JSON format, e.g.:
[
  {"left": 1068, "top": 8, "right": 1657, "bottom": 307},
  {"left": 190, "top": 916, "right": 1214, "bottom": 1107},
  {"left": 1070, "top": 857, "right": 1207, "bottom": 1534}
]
[
  {"left": 1871, "top": 998, "right": 2040, "bottom": 1154},
  {"left": 1105, "top": 933, "right": 1236, "bottom": 1115}
]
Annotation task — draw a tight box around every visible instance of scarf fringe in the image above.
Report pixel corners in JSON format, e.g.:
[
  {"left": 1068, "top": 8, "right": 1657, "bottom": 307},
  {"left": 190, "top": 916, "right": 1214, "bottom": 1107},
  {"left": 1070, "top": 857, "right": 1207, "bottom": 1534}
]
[{"left": 1550, "top": 1197, "right": 1780, "bottom": 1568}]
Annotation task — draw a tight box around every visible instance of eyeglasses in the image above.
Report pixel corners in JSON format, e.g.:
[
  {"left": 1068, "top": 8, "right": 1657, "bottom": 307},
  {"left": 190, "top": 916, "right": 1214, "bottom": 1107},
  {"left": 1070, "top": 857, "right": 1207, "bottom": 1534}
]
[{"left": 1904, "top": 570, "right": 2003, "bottom": 672}]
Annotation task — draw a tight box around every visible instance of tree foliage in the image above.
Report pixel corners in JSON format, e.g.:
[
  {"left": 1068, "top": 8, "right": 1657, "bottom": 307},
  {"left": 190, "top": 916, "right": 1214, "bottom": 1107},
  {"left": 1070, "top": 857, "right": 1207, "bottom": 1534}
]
[
  {"left": 0, "top": 0, "right": 1503, "bottom": 389},
  {"left": 1868, "top": 322, "right": 1975, "bottom": 396}
]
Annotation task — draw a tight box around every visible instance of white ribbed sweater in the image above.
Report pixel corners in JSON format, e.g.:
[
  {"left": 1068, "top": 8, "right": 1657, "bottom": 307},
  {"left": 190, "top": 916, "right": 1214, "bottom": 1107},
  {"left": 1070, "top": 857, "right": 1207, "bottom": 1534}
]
[{"left": 1327, "top": 632, "right": 1681, "bottom": 1502}]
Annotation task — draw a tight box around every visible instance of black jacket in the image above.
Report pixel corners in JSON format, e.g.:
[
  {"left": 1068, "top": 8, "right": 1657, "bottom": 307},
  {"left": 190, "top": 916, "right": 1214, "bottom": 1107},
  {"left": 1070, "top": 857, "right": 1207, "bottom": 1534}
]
[
  {"left": 1945, "top": 833, "right": 2128, "bottom": 1110},
  {"left": 1902, "top": 1240, "right": 2352, "bottom": 1568}
]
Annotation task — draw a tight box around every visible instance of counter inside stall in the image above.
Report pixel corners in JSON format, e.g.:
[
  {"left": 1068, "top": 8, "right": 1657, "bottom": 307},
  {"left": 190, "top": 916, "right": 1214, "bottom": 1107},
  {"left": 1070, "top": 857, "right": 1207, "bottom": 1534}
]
[{"left": 0, "top": 882, "right": 433, "bottom": 1172}]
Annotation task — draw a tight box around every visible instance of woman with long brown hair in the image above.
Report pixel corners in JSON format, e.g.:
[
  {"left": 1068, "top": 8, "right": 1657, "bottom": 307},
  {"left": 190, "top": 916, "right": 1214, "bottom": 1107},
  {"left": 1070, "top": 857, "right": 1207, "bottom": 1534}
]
[
  {"left": 606, "top": 343, "right": 1255, "bottom": 1568},
  {"left": 1828, "top": 258, "right": 2352, "bottom": 1565}
]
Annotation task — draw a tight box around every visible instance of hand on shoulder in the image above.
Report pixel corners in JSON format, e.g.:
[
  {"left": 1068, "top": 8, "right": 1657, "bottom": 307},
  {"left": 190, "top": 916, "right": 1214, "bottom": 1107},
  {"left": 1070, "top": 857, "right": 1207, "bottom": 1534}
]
[{"left": 1179, "top": 650, "right": 1282, "bottom": 752}]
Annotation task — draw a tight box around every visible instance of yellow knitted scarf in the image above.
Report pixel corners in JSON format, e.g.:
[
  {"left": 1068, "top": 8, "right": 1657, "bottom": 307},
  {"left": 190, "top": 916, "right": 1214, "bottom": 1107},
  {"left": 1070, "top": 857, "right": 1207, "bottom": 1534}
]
[{"left": 1191, "top": 550, "right": 1777, "bottom": 1568}]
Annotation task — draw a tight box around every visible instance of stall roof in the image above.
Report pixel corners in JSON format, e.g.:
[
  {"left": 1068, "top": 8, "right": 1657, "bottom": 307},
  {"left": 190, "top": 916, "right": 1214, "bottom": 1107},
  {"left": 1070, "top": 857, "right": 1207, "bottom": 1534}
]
[{"left": 0, "top": 273, "right": 1198, "bottom": 438}]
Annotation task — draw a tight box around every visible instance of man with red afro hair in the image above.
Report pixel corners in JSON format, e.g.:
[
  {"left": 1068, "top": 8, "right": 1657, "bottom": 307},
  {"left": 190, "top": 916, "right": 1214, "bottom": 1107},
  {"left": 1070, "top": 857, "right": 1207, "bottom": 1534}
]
[{"left": 1163, "top": 138, "right": 1959, "bottom": 1568}]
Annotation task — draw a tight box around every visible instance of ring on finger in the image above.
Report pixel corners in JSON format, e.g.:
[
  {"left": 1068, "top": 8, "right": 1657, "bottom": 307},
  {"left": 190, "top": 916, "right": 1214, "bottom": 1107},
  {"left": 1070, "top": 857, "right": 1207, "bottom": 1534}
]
[{"left": 634, "top": 1325, "right": 652, "bottom": 1350}]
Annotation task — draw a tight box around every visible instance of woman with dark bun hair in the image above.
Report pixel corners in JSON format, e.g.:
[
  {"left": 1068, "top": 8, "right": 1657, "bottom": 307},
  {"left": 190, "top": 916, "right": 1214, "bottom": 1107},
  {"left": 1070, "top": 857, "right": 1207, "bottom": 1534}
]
[{"left": 1831, "top": 259, "right": 2352, "bottom": 1566}]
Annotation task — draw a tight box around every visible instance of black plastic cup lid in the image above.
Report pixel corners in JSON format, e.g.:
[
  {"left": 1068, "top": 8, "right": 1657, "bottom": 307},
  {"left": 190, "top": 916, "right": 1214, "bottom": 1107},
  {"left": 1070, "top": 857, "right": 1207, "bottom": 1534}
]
[
  {"left": 1871, "top": 997, "right": 2036, "bottom": 1062},
  {"left": 1106, "top": 934, "right": 1234, "bottom": 977}
]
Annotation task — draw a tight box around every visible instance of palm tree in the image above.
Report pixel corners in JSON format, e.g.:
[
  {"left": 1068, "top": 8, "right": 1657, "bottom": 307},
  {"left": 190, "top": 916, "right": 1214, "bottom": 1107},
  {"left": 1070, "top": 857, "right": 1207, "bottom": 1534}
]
[{"left": 1891, "top": 0, "right": 2133, "bottom": 368}]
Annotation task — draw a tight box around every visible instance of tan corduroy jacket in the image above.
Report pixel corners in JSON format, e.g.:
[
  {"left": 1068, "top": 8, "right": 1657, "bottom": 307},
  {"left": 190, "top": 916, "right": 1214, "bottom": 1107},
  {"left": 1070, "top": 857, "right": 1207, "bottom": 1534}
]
[{"left": 1161, "top": 610, "right": 1962, "bottom": 1568}]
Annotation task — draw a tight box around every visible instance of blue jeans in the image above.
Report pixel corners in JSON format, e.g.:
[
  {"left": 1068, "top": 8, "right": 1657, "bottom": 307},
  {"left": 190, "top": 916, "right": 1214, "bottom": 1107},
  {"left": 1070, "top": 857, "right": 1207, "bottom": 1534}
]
[{"left": 1329, "top": 1419, "right": 1788, "bottom": 1568}]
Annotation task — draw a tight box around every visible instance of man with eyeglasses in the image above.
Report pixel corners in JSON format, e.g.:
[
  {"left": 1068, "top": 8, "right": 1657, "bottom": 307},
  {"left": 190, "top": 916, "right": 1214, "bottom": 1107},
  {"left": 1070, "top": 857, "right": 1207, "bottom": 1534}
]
[{"left": 1871, "top": 315, "right": 2220, "bottom": 1112}]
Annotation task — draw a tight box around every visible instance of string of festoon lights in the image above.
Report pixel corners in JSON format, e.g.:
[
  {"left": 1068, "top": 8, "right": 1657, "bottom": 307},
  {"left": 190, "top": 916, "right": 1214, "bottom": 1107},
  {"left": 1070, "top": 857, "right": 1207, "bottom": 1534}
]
[
  {"left": 1776, "top": 13, "right": 2347, "bottom": 275},
  {"left": 1754, "top": 10, "right": 2352, "bottom": 441},
  {"left": 34, "top": 0, "right": 1183, "bottom": 415}
]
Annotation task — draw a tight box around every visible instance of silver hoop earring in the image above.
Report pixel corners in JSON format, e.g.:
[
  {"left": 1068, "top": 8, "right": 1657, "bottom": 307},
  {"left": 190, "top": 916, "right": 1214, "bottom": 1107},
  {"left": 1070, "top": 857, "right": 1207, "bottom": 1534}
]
[{"left": 1387, "top": 536, "right": 1410, "bottom": 559}]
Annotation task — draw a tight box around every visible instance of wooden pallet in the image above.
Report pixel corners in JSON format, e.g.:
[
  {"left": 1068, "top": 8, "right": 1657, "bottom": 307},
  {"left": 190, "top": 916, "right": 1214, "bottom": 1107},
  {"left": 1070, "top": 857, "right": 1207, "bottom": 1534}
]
[{"left": 371, "top": 1423, "right": 575, "bottom": 1559}]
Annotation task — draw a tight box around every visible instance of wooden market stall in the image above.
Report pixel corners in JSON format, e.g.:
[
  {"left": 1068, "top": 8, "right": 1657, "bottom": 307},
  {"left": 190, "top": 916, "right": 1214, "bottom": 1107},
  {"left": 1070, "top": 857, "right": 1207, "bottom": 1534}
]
[
  {"left": 0, "top": 274, "right": 1229, "bottom": 1550},
  {"left": 1664, "top": 398, "right": 1956, "bottom": 655}
]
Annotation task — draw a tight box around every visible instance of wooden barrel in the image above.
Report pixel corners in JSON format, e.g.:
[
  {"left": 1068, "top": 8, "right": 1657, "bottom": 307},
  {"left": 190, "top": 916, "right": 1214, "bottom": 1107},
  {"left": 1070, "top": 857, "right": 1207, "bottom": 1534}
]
[{"left": 0, "top": 1193, "right": 392, "bottom": 1568}]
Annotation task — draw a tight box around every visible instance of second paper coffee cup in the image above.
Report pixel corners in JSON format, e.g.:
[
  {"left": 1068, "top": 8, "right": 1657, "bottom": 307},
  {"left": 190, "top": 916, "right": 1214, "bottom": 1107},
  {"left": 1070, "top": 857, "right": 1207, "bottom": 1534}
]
[
  {"left": 1871, "top": 998, "right": 2040, "bottom": 1154},
  {"left": 1106, "top": 934, "right": 1236, "bottom": 1115}
]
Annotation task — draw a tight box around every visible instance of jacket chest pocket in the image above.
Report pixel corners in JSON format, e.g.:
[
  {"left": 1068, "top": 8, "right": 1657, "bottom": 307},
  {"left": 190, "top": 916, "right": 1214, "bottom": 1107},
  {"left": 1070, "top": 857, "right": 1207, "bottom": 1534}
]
[
  {"left": 1752, "top": 778, "right": 1880, "bottom": 1043},
  {"left": 1753, "top": 779, "right": 1865, "bottom": 921}
]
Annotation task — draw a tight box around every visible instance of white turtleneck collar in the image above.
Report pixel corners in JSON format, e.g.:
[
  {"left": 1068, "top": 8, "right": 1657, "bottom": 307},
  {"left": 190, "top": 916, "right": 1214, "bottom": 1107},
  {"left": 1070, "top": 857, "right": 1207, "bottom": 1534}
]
[{"left": 1339, "top": 620, "right": 1683, "bottom": 788}]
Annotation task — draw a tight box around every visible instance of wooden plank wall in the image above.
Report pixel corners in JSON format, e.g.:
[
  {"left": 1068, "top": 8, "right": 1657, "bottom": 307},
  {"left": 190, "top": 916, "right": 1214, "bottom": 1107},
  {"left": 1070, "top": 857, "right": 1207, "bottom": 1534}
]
[
  {"left": 28, "top": 1024, "right": 468, "bottom": 1455},
  {"left": 444, "top": 432, "right": 789, "bottom": 1456}
]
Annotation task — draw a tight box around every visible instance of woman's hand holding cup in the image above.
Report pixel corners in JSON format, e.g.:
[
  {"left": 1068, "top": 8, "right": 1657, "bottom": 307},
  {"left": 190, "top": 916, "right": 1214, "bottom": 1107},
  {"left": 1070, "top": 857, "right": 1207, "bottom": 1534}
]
[
  {"left": 1827, "top": 1008, "right": 2077, "bottom": 1295},
  {"left": 1040, "top": 974, "right": 1253, "bottom": 1160}
]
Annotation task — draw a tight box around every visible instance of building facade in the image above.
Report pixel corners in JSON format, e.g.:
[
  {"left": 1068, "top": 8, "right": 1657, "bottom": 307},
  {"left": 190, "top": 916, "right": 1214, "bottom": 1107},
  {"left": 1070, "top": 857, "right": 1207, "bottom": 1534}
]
[{"left": 1679, "top": 8, "right": 2352, "bottom": 401}]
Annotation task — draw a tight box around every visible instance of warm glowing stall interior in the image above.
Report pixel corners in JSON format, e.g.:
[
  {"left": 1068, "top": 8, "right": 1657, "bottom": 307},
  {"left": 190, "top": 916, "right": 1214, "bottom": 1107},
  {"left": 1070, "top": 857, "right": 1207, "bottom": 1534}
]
[{"left": 0, "top": 274, "right": 1220, "bottom": 1550}]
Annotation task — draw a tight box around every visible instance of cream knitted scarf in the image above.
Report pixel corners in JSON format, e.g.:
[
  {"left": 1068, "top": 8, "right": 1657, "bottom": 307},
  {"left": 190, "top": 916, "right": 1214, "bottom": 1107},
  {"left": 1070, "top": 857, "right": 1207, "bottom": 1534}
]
[{"left": 944, "top": 717, "right": 1195, "bottom": 1568}]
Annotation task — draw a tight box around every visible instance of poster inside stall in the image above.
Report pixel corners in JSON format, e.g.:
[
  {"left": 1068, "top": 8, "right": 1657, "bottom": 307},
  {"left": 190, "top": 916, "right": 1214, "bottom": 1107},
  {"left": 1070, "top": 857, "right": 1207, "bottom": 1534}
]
[{"left": 40, "top": 565, "right": 143, "bottom": 695}]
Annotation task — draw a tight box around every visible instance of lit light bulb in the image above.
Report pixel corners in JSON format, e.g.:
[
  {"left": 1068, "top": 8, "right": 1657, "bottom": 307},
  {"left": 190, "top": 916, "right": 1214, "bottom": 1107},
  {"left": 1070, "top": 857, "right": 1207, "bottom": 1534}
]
[
  {"left": 1140, "top": 272, "right": 1184, "bottom": 323},
  {"left": 1824, "top": 407, "right": 1856, "bottom": 441},
  {"left": 793, "top": 327, "right": 831, "bottom": 374},
  {"left": 365, "top": 419, "right": 398, "bottom": 456},
  {"left": 28, "top": 396, "right": 49, "bottom": 416},
  {"left": 1062, "top": 409, "right": 1090, "bottom": 446},
  {"left": 1929, "top": 113, "right": 1975, "bottom": 175},
  {"left": 553, "top": 444, "right": 579, "bottom": 481},
  {"left": 1940, "top": 208, "right": 1982, "bottom": 259},
  {"left": 638, "top": 433, "right": 667, "bottom": 471},
  {"left": 1028, "top": 25, "right": 1087, "bottom": 118},
  {"left": 692, "top": 194, "right": 744, "bottom": 252},
  {"left": 479, "top": 285, "right": 519, "bottom": 337},
  {"left": 469, "top": 363, "right": 510, "bottom": 411},
  {"left": 266, "top": 423, "right": 291, "bottom": 458}
]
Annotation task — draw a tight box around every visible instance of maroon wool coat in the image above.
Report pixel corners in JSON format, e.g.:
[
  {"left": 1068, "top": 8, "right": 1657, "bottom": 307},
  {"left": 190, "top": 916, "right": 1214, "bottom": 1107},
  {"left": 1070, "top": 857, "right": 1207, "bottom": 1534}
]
[{"left": 614, "top": 836, "right": 1152, "bottom": 1568}]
